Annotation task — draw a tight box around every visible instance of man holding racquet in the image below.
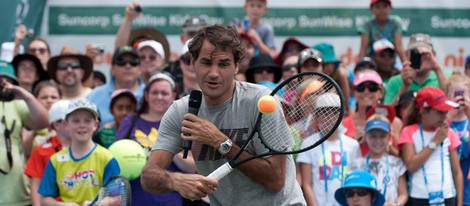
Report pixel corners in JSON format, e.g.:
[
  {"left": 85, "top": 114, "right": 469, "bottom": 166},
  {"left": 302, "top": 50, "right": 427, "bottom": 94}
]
[{"left": 141, "top": 25, "right": 306, "bottom": 205}]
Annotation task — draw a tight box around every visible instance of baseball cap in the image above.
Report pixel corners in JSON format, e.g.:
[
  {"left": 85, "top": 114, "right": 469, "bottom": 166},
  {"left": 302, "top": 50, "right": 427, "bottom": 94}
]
[
  {"left": 182, "top": 16, "right": 207, "bottom": 33},
  {"left": 112, "top": 46, "right": 139, "bottom": 64},
  {"left": 181, "top": 38, "right": 192, "bottom": 55},
  {"left": 0, "top": 60, "right": 18, "bottom": 85},
  {"left": 366, "top": 105, "right": 396, "bottom": 123},
  {"left": 407, "top": 33, "right": 433, "bottom": 51},
  {"left": 110, "top": 89, "right": 137, "bottom": 110},
  {"left": 372, "top": 39, "right": 395, "bottom": 54},
  {"left": 370, "top": 0, "right": 391, "bottom": 6},
  {"left": 353, "top": 71, "right": 383, "bottom": 86},
  {"left": 148, "top": 72, "right": 176, "bottom": 90},
  {"left": 416, "top": 86, "right": 459, "bottom": 112},
  {"left": 335, "top": 170, "right": 385, "bottom": 206},
  {"left": 65, "top": 98, "right": 99, "bottom": 120},
  {"left": 354, "top": 57, "right": 377, "bottom": 73},
  {"left": 49, "top": 100, "right": 70, "bottom": 124},
  {"left": 315, "top": 93, "right": 341, "bottom": 109},
  {"left": 298, "top": 48, "right": 323, "bottom": 67},
  {"left": 365, "top": 119, "right": 390, "bottom": 133},
  {"left": 137, "top": 40, "right": 165, "bottom": 60}
]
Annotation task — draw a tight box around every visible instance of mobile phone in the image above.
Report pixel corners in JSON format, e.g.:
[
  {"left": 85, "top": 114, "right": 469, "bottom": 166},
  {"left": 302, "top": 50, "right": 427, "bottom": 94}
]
[
  {"left": 134, "top": 5, "right": 142, "bottom": 12},
  {"left": 455, "top": 89, "right": 465, "bottom": 97},
  {"left": 410, "top": 48, "right": 421, "bottom": 70},
  {"left": 243, "top": 19, "right": 251, "bottom": 30}
]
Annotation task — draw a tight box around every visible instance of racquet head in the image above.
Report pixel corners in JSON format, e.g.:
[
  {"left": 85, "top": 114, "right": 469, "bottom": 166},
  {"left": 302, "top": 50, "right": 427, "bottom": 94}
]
[
  {"left": 259, "top": 72, "right": 344, "bottom": 154},
  {"left": 94, "top": 176, "right": 131, "bottom": 206}
]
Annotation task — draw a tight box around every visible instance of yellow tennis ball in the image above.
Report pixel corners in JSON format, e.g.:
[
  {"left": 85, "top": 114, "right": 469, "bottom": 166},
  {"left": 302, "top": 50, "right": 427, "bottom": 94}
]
[{"left": 258, "top": 95, "right": 277, "bottom": 114}]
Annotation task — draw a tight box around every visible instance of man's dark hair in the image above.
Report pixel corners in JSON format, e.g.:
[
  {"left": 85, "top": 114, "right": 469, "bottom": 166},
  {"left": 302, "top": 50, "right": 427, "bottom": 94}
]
[{"left": 188, "top": 25, "right": 245, "bottom": 64}]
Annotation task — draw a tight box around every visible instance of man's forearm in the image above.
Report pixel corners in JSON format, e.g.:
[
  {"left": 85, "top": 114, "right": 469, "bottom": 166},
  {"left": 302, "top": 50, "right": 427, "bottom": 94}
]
[{"left": 141, "top": 165, "right": 174, "bottom": 194}]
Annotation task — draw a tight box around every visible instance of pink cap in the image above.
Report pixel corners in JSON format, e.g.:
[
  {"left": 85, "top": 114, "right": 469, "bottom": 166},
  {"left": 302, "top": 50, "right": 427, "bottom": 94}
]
[{"left": 353, "top": 71, "right": 383, "bottom": 86}]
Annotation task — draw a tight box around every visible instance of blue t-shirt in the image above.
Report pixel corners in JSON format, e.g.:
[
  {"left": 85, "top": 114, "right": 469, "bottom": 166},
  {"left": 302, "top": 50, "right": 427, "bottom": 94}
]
[
  {"left": 253, "top": 22, "right": 276, "bottom": 49},
  {"left": 451, "top": 119, "right": 470, "bottom": 205},
  {"left": 115, "top": 114, "right": 184, "bottom": 206},
  {"left": 87, "top": 78, "right": 145, "bottom": 127}
]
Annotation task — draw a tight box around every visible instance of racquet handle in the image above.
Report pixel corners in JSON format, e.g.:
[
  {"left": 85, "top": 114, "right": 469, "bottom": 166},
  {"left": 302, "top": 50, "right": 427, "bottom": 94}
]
[{"left": 207, "top": 162, "right": 233, "bottom": 180}]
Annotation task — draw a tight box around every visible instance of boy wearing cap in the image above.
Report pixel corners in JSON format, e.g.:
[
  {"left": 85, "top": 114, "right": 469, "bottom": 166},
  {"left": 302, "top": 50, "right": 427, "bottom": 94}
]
[
  {"left": 38, "top": 99, "right": 120, "bottom": 206},
  {"left": 334, "top": 170, "right": 386, "bottom": 206},
  {"left": 25, "top": 100, "right": 71, "bottom": 206},
  {"left": 0, "top": 60, "right": 49, "bottom": 205},
  {"left": 298, "top": 48, "right": 323, "bottom": 73},
  {"left": 297, "top": 93, "right": 361, "bottom": 206},
  {"left": 370, "top": 39, "right": 400, "bottom": 83},
  {"left": 399, "top": 86, "right": 463, "bottom": 205},
  {"left": 351, "top": 114, "right": 408, "bottom": 205},
  {"left": 357, "top": 0, "right": 406, "bottom": 63},
  {"left": 384, "top": 33, "right": 449, "bottom": 105}
]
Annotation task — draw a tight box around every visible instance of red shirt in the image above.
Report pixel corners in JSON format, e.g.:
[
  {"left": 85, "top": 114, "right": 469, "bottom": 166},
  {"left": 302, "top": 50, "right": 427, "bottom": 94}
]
[{"left": 24, "top": 137, "right": 62, "bottom": 178}]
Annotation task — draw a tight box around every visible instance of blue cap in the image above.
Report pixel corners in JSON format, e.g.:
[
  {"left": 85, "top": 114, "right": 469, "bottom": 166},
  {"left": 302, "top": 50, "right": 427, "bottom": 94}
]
[
  {"left": 334, "top": 170, "right": 385, "bottom": 206},
  {"left": 365, "top": 119, "right": 390, "bottom": 133}
]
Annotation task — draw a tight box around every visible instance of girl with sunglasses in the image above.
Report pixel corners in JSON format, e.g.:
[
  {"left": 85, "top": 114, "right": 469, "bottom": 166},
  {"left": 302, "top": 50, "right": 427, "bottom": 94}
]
[
  {"left": 352, "top": 114, "right": 408, "bottom": 206},
  {"left": 334, "top": 170, "right": 385, "bottom": 206},
  {"left": 399, "top": 86, "right": 463, "bottom": 206},
  {"left": 343, "top": 70, "right": 403, "bottom": 156}
]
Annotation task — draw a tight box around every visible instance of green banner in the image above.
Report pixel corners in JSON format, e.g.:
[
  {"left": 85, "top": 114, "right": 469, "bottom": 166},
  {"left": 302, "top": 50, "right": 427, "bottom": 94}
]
[
  {"left": 48, "top": 6, "right": 470, "bottom": 37},
  {"left": 0, "top": 0, "right": 47, "bottom": 45}
]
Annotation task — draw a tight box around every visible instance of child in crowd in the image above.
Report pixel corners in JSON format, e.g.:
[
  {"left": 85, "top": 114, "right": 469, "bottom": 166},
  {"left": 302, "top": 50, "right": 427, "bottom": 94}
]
[
  {"left": 351, "top": 114, "right": 408, "bottom": 205},
  {"left": 357, "top": 0, "right": 406, "bottom": 62},
  {"left": 297, "top": 93, "right": 361, "bottom": 206},
  {"left": 399, "top": 86, "right": 463, "bottom": 205},
  {"left": 27, "top": 80, "right": 61, "bottom": 149},
  {"left": 445, "top": 72, "right": 470, "bottom": 206},
  {"left": 93, "top": 89, "right": 137, "bottom": 148},
  {"left": 243, "top": 0, "right": 276, "bottom": 55},
  {"left": 334, "top": 170, "right": 385, "bottom": 206},
  {"left": 38, "top": 99, "right": 120, "bottom": 205},
  {"left": 24, "top": 100, "right": 71, "bottom": 206}
]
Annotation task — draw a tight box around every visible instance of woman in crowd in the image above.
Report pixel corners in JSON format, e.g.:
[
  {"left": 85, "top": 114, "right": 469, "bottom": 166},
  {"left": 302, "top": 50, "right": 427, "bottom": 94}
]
[{"left": 115, "top": 72, "right": 199, "bottom": 206}]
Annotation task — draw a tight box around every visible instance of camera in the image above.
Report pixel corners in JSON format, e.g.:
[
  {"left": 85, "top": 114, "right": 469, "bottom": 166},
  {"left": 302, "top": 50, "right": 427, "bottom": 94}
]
[
  {"left": 0, "top": 85, "right": 14, "bottom": 102},
  {"left": 94, "top": 44, "right": 105, "bottom": 53},
  {"left": 134, "top": 5, "right": 142, "bottom": 12}
]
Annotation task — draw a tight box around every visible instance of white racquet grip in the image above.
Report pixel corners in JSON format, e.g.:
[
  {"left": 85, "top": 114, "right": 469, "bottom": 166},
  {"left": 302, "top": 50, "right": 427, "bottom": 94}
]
[{"left": 207, "top": 162, "right": 233, "bottom": 180}]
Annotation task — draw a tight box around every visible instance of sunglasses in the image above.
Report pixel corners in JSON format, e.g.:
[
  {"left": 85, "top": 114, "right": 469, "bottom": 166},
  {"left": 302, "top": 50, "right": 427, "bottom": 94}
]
[
  {"left": 378, "top": 51, "right": 394, "bottom": 58},
  {"left": 57, "top": 62, "right": 81, "bottom": 70},
  {"left": 285, "top": 47, "right": 303, "bottom": 53},
  {"left": 345, "top": 189, "right": 370, "bottom": 198},
  {"left": 355, "top": 83, "right": 380, "bottom": 92},
  {"left": 28, "top": 48, "right": 47, "bottom": 54},
  {"left": 282, "top": 64, "right": 297, "bottom": 71},
  {"left": 140, "top": 55, "right": 158, "bottom": 61},
  {"left": 180, "top": 54, "right": 191, "bottom": 65},
  {"left": 115, "top": 59, "right": 139, "bottom": 67},
  {"left": 254, "top": 68, "right": 274, "bottom": 74}
]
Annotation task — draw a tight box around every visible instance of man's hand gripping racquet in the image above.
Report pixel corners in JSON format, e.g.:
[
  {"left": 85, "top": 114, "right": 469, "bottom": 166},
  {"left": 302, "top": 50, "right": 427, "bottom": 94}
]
[{"left": 208, "top": 71, "right": 345, "bottom": 180}]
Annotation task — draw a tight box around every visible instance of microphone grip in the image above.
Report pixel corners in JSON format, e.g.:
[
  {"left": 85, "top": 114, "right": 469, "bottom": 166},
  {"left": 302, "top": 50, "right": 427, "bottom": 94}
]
[{"left": 182, "top": 107, "right": 199, "bottom": 159}]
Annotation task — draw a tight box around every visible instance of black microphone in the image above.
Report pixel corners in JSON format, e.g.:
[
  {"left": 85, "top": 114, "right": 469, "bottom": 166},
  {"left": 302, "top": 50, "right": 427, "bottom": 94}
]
[{"left": 182, "top": 90, "right": 203, "bottom": 159}]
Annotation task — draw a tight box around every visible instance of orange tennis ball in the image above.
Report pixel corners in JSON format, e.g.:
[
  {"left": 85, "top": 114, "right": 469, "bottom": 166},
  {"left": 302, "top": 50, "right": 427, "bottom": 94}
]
[{"left": 258, "top": 95, "right": 277, "bottom": 114}]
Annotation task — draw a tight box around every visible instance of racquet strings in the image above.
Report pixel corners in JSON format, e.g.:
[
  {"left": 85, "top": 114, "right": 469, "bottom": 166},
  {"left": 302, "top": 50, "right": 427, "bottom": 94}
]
[
  {"left": 97, "top": 177, "right": 130, "bottom": 206},
  {"left": 260, "top": 73, "right": 342, "bottom": 153}
]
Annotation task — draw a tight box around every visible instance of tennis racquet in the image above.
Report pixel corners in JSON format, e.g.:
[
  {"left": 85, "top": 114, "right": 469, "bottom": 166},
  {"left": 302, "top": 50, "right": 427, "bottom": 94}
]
[
  {"left": 89, "top": 176, "right": 131, "bottom": 206},
  {"left": 208, "top": 71, "right": 345, "bottom": 180}
]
